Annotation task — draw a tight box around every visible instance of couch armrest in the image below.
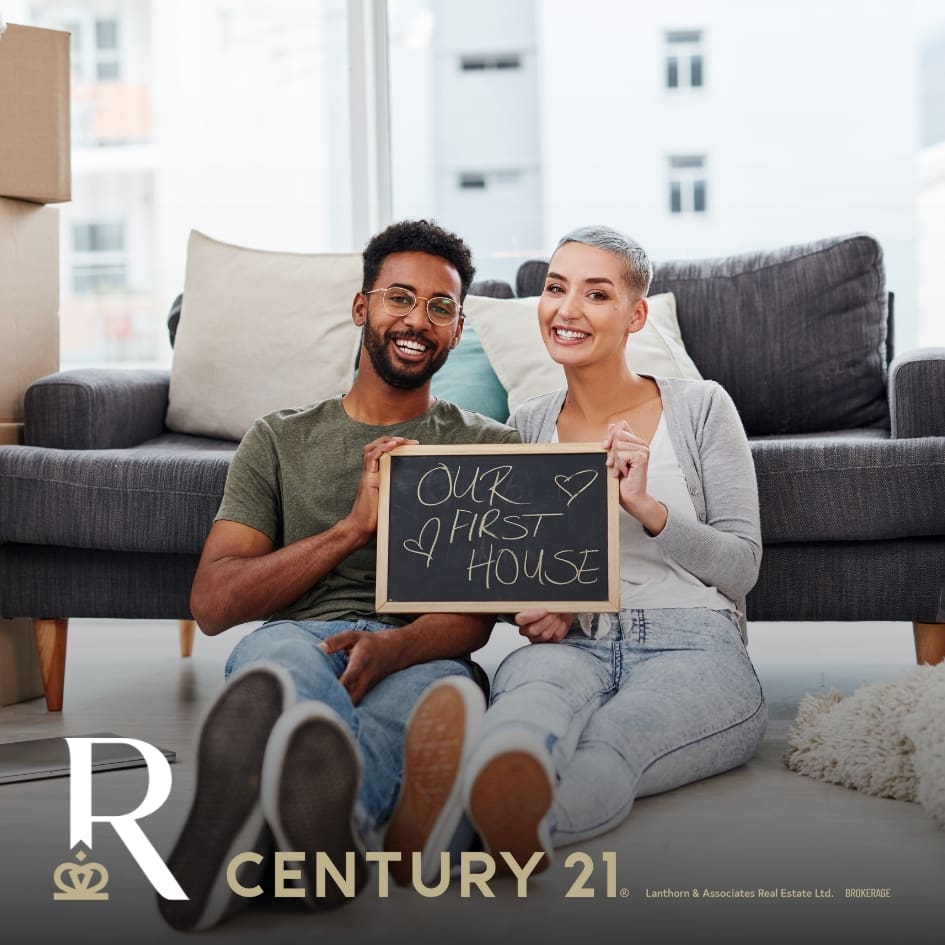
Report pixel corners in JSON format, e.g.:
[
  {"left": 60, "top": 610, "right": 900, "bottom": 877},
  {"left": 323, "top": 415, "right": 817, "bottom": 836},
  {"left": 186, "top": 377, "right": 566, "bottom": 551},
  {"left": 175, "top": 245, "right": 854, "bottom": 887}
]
[
  {"left": 888, "top": 348, "right": 945, "bottom": 438},
  {"left": 24, "top": 369, "right": 171, "bottom": 449}
]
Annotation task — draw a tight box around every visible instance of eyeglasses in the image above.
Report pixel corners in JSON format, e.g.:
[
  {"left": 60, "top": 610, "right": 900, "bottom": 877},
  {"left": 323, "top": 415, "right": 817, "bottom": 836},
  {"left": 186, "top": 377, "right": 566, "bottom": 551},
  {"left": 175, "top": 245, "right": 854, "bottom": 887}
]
[{"left": 364, "top": 286, "right": 462, "bottom": 327}]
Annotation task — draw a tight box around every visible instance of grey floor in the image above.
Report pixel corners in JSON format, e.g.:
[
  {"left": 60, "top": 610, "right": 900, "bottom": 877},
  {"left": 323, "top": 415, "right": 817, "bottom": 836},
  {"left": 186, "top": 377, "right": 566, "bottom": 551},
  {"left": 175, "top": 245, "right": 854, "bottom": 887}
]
[{"left": 1, "top": 618, "right": 943, "bottom": 944}]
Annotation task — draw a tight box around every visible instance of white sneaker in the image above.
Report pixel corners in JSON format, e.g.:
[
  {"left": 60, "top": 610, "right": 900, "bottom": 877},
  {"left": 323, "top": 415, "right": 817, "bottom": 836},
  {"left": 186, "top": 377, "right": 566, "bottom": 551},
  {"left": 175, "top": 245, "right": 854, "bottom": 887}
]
[
  {"left": 464, "top": 728, "right": 555, "bottom": 876},
  {"left": 260, "top": 701, "right": 369, "bottom": 910},
  {"left": 384, "top": 675, "right": 486, "bottom": 886},
  {"left": 157, "top": 663, "right": 295, "bottom": 931}
]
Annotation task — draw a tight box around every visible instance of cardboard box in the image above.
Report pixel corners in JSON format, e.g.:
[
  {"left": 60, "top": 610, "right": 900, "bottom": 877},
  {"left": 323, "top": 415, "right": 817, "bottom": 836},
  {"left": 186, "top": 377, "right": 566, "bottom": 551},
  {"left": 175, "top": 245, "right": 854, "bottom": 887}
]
[
  {"left": 0, "top": 23, "right": 71, "bottom": 204},
  {"left": 0, "top": 422, "right": 24, "bottom": 445},
  {"left": 0, "top": 197, "right": 60, "bottom": 422},
  {"left": 0, "top": 618, "right": 44, "bottom": 706}
]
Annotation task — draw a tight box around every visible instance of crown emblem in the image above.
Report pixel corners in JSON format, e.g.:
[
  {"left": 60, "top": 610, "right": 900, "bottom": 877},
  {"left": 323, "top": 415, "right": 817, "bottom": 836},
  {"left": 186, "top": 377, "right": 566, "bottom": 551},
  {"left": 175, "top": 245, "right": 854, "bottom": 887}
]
[{"left": 53, "top": 849, "right": 110, "bottom": 901}]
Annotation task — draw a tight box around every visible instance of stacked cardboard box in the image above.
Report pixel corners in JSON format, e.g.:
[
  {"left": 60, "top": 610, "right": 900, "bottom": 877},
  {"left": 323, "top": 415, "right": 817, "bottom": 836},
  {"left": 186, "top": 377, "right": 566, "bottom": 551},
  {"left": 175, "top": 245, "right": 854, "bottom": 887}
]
[
  {"left": 0, "top": 23, "right": 71, "bottom": 203},
  {"left": 0, "top": 22, "right": 70, "bottom": 705}
]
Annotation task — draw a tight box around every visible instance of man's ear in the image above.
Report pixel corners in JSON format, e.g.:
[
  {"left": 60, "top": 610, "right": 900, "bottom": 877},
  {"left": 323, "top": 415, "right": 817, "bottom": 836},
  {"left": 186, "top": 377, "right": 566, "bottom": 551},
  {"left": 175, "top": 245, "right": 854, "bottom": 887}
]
[
  {"left": 449, "top": 315, "right": 466, "bottom": 348},
  {"left": 352, "top": 292, "right": 367, "bottom": 327},
  {"left": 628, "top": 297, "right": 649, "bottom": 334}
]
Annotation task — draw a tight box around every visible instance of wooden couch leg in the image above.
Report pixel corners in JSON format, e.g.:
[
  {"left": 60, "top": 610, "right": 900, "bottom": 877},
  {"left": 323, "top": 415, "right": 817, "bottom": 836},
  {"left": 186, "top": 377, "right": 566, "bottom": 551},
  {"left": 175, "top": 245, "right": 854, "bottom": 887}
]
[
  {"left": 914, "top": 622, "right": 945, "bottom": 666},
  {"left": 33, "top": 618, "right": 68, "bottom": 711},
  {"left": 179, "top": 619, "right": 196, "bottom": 658}
]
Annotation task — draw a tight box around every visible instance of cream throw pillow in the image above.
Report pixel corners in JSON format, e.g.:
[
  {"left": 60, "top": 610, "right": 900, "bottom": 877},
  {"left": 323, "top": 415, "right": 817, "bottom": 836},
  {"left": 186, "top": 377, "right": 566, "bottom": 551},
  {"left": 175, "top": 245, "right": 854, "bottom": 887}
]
[
  {"left": 166, "top": 231, "right": 363, "bottom": 441},
  {"left": 462, "top": 291, "right": 702, "bottom": 412}
]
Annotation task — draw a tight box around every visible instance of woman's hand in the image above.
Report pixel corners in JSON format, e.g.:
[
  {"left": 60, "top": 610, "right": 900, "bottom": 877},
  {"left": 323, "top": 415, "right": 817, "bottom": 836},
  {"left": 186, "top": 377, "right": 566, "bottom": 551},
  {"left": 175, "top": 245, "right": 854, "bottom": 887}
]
[
  {"left": 604, "top": 420, "right": 650, "bottom": 507},
  {"left": 603, "top": 420, "right": 668, "bottom": 535},
  {"left": 514, "top": 609, "right": 572, "bottom": 644}
]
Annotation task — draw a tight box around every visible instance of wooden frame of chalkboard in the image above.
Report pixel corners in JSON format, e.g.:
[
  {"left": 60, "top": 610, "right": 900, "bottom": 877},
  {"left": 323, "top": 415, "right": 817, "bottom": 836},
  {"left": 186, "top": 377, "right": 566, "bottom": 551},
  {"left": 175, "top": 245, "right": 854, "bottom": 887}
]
[{"left": 376, "top": 444, "right": 619, "bottom": 614}]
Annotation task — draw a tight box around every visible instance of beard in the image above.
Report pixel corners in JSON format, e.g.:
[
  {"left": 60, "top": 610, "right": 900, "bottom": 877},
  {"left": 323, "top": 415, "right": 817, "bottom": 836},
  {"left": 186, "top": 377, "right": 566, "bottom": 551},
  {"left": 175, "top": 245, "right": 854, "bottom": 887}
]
[{"left": 362, "top": 313, "right": 450, "bottom": 389}]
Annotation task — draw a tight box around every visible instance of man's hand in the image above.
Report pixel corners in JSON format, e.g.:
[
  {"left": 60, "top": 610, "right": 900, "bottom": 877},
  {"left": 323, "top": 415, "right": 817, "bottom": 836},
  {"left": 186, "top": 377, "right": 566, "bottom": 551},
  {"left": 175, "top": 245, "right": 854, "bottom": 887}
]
[
  {"left": 347, "top": 436, "right": 419, "bottom": 541},
  {"left": 320, "top": 629, "right": 402, "bottom": 705},
  {"left": 514, "top": 609, "right": 572, "bottom": 644}
]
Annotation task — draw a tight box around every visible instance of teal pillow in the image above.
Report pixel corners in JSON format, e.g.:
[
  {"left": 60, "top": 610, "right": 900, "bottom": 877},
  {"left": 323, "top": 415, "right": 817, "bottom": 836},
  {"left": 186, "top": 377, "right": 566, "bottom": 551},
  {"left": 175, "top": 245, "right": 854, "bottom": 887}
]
[{"left": 432, "top": 320, "right": 509, "bottom": 422}]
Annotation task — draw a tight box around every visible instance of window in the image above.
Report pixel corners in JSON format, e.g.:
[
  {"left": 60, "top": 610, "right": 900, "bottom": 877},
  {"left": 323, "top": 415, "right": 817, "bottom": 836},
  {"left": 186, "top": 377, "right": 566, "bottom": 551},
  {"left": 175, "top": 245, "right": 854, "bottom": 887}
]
[
  {"left": 389, "top": 2, "right": 542, "bottom": 283},
  {"left": 460, "top": 54, "right": 521, "bottom": 71},
  {"left": 59, "top": 13, "right": 122, "bottom": 83},
  {"left": 665, "top": 29, "right": 704, "bottom": 89},
  {"left": 668, "top": 155, "right": 707, "bottom": 214},
  {"left": 456, "top": 170, "right": 524, "bottom": 191},
  {"left": 72, "top": 222, "right": 127, "bottom": 295},
  {"left": 95, "top": 17, "right": 121, "bottom": 80},
  {"left": 28, "top": 0, "right": 354, "bottom": 367}
]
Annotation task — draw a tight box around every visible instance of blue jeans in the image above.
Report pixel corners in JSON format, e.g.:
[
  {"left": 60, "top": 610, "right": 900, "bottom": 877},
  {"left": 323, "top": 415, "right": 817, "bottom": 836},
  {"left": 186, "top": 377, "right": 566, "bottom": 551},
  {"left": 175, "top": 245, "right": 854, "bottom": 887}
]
[
  {"left": 225, "top": 618, "right": 476, "bottom": 830},
  {"left": 476, "top": 608, "right": 767, "bottom": 845}
]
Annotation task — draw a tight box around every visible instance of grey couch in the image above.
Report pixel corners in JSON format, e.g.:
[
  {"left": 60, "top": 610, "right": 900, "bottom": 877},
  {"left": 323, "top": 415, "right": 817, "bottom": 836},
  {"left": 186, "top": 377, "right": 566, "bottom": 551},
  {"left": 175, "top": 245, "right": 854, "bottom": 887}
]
[{"left": 2, "top": 232, "right": 944, "bottom": 711}]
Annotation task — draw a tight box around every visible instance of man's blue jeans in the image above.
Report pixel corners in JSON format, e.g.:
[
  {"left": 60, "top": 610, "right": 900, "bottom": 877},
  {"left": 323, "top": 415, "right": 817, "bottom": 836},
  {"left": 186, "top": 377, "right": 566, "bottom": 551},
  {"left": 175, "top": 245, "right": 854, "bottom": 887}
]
[{"left": 225, "top": 618, "right": 476, "bottom": 830}]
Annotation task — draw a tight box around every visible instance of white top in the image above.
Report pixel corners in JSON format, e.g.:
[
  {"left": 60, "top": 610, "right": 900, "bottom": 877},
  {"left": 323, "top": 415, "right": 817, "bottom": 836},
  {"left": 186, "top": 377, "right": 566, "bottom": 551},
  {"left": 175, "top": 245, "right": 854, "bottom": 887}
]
[
  {"left": 512, "top": 380, "right": 761, "bottom": 642},
  {"left": 554, "top": 413, "right": 735, "bottom": 637}
]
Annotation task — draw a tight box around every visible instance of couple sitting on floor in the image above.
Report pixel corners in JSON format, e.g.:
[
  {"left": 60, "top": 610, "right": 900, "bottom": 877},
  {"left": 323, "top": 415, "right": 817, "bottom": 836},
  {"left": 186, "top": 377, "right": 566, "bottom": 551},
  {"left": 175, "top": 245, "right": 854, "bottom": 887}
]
[{"left": 158, "top": 218, "right": 766, "bottom": 931}]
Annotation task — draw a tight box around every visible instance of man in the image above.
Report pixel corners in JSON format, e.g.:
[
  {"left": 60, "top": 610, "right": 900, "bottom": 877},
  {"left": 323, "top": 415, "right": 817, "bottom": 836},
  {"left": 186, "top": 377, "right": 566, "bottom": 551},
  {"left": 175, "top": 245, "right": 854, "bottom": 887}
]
[{"left": 158, "top": 220, "right": 519, "bottom": 931}]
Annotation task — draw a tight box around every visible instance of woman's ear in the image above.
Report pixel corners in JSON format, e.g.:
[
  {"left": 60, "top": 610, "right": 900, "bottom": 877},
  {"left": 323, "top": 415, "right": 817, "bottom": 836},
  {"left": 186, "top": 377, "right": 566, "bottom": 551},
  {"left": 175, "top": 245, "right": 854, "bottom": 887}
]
[{"left": 628, "top": 297, "right": 649, "bottom": 334}]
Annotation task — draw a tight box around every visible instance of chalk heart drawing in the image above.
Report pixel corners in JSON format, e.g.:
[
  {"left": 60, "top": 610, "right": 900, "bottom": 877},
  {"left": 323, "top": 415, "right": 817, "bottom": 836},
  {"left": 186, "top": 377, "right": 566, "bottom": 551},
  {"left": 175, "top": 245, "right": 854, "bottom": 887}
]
[
  {"left": 554, "top": 469, "right": 598, "bottom": 507},
  {"left": 403, "top": 517, "right": 441, "bottom": 566}
]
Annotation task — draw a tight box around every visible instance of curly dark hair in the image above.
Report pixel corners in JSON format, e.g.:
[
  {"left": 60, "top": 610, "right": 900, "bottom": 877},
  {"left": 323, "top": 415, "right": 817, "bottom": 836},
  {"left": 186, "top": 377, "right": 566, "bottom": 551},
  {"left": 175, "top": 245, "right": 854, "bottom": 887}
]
[{"left": 361, "top": 219, "right": 476, "bottom": 300}]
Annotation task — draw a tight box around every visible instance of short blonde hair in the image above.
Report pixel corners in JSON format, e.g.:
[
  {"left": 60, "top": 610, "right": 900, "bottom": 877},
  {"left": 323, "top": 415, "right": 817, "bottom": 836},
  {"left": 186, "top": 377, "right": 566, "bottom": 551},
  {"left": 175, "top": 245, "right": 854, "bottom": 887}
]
[{"left": 557, "top": 225, "right": 653, "bottom": 297}]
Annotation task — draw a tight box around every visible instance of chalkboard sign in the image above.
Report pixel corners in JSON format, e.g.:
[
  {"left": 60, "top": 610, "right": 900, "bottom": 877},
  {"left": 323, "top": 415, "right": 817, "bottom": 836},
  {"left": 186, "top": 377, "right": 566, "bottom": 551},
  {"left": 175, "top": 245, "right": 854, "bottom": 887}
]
[{"left": 376, "top": 444, "right": 619, "bottom": 614}]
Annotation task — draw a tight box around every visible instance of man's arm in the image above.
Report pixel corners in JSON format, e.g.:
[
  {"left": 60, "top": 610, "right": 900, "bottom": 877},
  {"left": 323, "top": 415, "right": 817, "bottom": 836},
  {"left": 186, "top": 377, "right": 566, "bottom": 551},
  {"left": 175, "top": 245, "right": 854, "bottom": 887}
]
[
  {"left": 190, "top": 518, "right": 367, "bottom": 635},
  {"left": 321, "top": 612, "right": 495, "bottom": 705},
  {"left": 191, "top": 434, "right": 415, "bottom": 635}
]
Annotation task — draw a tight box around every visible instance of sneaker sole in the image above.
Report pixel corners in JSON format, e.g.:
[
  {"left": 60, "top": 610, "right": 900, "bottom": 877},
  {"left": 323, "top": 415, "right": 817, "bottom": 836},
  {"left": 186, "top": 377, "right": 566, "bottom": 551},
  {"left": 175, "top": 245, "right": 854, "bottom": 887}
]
[
  {"left": 158, "top": 666, "right": 292, "bottom": 931},
  {"left": 467, "top": 750, "right": 553, "bottom": 876},
  {"left": 262, "top": 711, "right": 368, "bottom": 910},
  {"left": 384, "top": 681, "right": 475, "bottom": 886}
]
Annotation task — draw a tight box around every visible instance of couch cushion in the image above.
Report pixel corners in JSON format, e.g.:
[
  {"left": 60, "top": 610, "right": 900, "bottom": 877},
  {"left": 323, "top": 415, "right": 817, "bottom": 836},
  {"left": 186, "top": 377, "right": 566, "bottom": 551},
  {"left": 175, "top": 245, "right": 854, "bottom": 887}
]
[
  {"left": 747, "top": 540, "right": 945, "bottom": 622},
  {"left": 0, "top": 436, "right": 235, "bottom": 554},
  {"left": 650, "top": 234, "right": 889, "bottom": 436},
  {"left": 166, "top": 230, "right": 363, "bottom": 442},
  {"left": 463, "top": 291, "right": 702, "bottom": 412},
  {"left": 430, "top": 319, "right": 508, "bottom": 422},
  {"left": 0, "top": 545, "right": 200, "bottom": 620},
  {"left": 752, "top": 434, "right": 945, "bottom": 543}
]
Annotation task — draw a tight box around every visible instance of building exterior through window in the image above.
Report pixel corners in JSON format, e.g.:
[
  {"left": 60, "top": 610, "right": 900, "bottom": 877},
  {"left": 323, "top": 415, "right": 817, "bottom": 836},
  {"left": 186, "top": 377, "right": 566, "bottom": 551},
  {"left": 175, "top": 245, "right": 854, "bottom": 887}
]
[
  {"left": 665, "top": 29, "right": 704, "bottom": 88},
  {"left": 668, "top": 155, "right": 707, "bottom": 215}
]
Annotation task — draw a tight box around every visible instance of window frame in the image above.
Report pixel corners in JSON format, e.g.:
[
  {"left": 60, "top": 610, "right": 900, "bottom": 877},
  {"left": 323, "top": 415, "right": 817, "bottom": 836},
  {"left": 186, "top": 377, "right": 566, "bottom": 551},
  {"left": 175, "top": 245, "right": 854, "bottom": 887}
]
[
  {"left": 664, "top": 29, "right": 704, "bottom": 90},
  {"left": 667, "top": 155, "right": 708, "bottom": 216}
]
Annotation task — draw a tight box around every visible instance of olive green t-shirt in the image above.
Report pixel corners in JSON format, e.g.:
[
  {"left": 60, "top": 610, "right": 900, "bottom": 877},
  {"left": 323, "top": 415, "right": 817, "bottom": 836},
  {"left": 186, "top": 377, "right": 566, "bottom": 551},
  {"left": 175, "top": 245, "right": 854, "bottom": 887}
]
[{"left": 215, "top": 396, "right": 520, "bottom": 624}]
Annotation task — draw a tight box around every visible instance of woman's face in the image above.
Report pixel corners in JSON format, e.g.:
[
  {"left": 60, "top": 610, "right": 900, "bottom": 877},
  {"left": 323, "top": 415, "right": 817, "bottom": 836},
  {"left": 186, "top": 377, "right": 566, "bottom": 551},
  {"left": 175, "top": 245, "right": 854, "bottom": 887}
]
[{"left": 537, "top": 241, "right": 647, "bottom": 367}]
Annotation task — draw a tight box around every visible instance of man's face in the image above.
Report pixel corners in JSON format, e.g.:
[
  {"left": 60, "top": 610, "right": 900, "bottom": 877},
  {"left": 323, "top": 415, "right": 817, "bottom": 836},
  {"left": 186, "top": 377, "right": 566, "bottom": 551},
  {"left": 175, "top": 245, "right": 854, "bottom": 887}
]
[{"left": 357, "top": 251, "right": 464, "bottom": 390}]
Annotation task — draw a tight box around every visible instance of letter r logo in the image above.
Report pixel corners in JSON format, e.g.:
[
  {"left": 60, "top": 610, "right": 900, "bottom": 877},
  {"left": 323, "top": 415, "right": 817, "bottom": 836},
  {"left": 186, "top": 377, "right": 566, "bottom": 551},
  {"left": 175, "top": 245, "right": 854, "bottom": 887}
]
[{"left": 66, "top": 738, "right": 187, "bottom": 900}]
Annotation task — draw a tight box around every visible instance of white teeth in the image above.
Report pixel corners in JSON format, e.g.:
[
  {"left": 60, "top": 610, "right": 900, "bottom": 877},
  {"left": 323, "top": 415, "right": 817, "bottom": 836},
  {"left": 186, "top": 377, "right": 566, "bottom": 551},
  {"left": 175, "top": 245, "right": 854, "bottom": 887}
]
[
  {"left": 555, "top": 327, "right": 589, "bottom": 340},
  {"left": 395, "top": 339, "right": 426, "bottom": 353}
]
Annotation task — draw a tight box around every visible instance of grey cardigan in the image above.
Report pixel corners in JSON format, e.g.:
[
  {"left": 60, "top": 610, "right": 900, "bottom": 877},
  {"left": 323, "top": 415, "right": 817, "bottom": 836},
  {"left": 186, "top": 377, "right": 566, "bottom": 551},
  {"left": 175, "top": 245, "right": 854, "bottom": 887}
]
[{"left": 508, "top": 377, "right": 762, "bottom": 631}]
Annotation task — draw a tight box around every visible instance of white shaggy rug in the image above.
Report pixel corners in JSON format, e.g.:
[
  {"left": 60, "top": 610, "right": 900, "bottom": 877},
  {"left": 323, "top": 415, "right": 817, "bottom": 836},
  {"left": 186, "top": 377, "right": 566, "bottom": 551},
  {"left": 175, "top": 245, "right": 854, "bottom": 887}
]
[{"left": 784, "top": 662, "right": 945, "bottom": 828}]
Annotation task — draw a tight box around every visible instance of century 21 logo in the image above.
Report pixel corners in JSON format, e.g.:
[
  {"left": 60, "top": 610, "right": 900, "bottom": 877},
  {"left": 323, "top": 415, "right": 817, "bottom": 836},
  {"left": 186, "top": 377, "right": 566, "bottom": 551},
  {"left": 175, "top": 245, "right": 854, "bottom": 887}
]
[
  {"left": 55, "top": 737, "right": 627, "bottom": 902},
  {"left": 56, "top": 738, "right": 186, "bottom": 901}
]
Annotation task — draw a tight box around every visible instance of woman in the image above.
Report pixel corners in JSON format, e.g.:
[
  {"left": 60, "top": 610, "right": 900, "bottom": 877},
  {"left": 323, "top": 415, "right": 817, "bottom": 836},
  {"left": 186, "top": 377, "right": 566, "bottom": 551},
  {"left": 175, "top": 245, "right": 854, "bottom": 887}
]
[{"left": 461, "top": 225, "right": 767, "bottom": 870}]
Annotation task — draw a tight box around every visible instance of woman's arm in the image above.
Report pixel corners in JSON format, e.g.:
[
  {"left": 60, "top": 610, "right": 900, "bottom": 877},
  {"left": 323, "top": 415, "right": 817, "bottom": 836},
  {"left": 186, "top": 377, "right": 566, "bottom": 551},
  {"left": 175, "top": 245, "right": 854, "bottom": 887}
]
[{"left": 647, "top": 384, "right": 762, "bottom": 601}]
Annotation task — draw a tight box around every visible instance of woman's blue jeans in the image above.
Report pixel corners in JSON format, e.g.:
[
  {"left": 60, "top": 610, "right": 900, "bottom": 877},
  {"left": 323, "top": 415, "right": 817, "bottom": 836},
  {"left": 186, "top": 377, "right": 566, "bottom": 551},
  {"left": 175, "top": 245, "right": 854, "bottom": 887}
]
[
  {"left": 476, "top": 608, "right": 767, "bottom": 846},
  {"left": 225, "top": 618, "right": 476, "bottom": 830}
]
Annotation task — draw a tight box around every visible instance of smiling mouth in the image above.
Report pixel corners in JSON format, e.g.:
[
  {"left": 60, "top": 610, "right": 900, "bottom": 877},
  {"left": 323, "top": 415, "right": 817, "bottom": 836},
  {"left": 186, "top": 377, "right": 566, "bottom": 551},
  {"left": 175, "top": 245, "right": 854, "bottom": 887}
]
[
  {"left": 391, "top": 334, "right": 432, "bottom": 359},
  {"left": 552, "top": 326, "right": 590, "bottom": 343}
]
